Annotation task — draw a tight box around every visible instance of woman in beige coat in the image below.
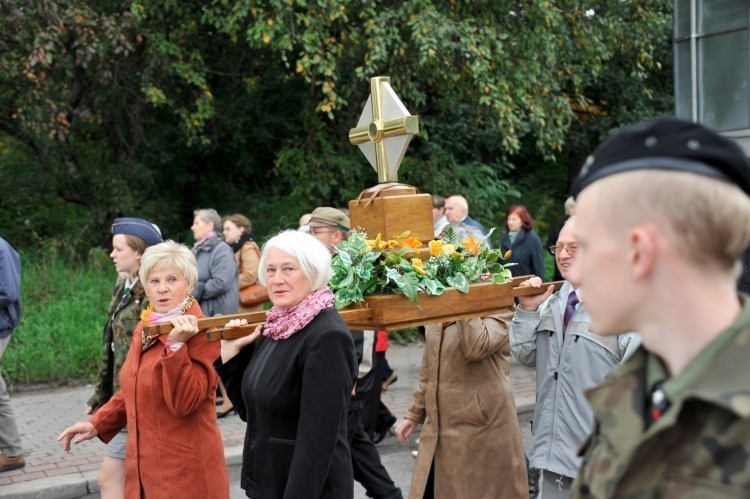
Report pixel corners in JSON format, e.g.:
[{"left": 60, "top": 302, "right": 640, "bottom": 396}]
[
  {"left": 222, "top": 213, "right": 265, "bottom": 313},
  {"left": 396, "top": 312, "right": 528, "bottom": 499}
]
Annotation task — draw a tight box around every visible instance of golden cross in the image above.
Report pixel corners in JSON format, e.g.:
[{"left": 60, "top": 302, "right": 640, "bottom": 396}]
[{"left": 348, "top": 76, "right": 420, "bottom": 183}]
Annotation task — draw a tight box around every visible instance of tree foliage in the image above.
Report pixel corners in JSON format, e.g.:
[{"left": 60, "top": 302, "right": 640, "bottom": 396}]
[{"left": 0, "top": 0, "right": 673, "bottom": 254}]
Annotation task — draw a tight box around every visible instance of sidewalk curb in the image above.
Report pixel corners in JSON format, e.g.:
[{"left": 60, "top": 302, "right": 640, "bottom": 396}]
[
  {"left": 0, "top": 446, "right": 244, "bottom": 499},
  {"left": 517, "top": 402, "right": 535, "bottom": 415}
]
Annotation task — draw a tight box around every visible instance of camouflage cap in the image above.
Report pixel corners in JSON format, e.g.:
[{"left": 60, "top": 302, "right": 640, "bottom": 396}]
[
  {"left": 572, "top": 117, "right": 750, "bottom": 197},
  {"left": 308, "top": 207, "right": 350, "bottom": 232}
]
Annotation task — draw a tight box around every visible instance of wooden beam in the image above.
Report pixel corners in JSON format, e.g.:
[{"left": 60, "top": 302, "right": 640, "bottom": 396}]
[{"left": 142, "top": 281, "right": 564, "bottom": 341}]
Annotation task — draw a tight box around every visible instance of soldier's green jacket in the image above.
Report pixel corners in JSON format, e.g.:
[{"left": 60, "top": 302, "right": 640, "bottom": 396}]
[
  {"left": 572, "top": 297, "right": 750, "bottom": 498},
  {"left": 87, "top": 278, "right": 146, "bottom": 411}
]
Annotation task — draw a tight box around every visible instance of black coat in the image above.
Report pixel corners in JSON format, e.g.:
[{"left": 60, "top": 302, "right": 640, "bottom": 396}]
[
  {"left": 216, "top": 308, "right": 357, "bottom": 499},
  {"left": 500, "top": 229, "right": 545, "bottom": 279}
]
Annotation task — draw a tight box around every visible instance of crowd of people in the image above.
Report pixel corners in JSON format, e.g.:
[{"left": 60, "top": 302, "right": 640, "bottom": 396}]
[{"left": 2, "top": 116, "right": 750, "bottom": 498}]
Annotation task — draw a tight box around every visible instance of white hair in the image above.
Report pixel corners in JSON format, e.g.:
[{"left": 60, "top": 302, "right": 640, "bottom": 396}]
[
  {"left": 258, "top": 230, "right": 332, "bottom": 291},
  {"left": 447, "top": 195, "right": 469, "bottom": 211},
  {"left": 564, "top": 196, "right": 576, "bottom": 214}
]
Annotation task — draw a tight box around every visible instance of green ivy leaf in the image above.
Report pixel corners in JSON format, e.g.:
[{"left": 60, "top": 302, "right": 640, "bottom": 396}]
[
  {"left": 447, "top": 273, "right": 469, "bottom": 293},
  {"left": 338, "top": 270, "right": 354, "bottom": 289},
  {"left": 337, "top": 250, "right": 352, "bottom": 267},
  {"left": 421, "top": 278, "right": 445, "bottom": 296}
]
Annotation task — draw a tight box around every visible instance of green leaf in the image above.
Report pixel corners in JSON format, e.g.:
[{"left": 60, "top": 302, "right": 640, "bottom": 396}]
[
  {"left": 339, "top": 270, "right": 354, "bottom": 289},
  {"left": 446, "top": 273, "right": 469, "bottom": 293},
  {"left": 421, "top": 278, "right": 445, "bottom": 296},
  {"left": 337, "top": 250, "right": 352, "bottom": 267},
  {"left": 397, "top": 273, "right": 421, "bottom": 304},
  {"left": 386, "top": 267, "right": 420, "bottom": 304}
]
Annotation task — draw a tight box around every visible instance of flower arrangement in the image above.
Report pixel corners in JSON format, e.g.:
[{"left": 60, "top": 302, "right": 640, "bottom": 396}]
[{"left": 330, "top": 227, "right": 514, "bottom": 308}]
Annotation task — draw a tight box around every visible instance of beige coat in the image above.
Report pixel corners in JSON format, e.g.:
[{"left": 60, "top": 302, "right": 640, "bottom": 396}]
[
  {"left": 235, "top": 240, "right": 264, "bottom": 312},
  {"left": 405, "top": 311, "right": 528, "bottom": 499}
]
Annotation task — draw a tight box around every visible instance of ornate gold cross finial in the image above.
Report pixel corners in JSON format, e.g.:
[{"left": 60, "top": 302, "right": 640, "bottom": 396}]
[{"left": 349, "top": 76, "right": 420, "bottom": 183}]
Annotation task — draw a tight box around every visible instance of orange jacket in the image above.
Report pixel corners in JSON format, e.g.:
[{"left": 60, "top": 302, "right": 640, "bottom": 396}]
[{"left": 90, "top": 300, "right": 229, "bottom": 498}]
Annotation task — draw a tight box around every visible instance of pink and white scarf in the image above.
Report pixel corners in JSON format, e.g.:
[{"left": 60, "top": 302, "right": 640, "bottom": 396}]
[
  {"left": 263, "top": 286, "right": 335, "bottom": 340},
  {"left": 140, "top": 296, "right": 194, "bottom": 325},
  {"left": 192, "top": 231, "right": 217, "bottom": 252}
]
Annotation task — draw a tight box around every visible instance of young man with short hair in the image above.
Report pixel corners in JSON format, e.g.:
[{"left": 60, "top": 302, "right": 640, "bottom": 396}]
[{"left": 571, "top": 117, "right": 750, "bottom": 497}]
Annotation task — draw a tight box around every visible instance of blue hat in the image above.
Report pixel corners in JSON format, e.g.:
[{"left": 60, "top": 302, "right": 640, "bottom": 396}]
[
  {"left": 572, "top": 117, "right": 750, "bottom": 197},
  {"left": 111, "top": 218, "right": 163, "bottom": 247}
]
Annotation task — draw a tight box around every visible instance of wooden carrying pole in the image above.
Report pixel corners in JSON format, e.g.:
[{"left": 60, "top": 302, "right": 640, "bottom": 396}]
[{"left": 142, "top": 278, "right": 563, "bottom": 341}]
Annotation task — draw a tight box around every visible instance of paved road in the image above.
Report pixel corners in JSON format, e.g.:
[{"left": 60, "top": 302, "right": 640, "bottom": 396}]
[{"left": 1, "top": 343, "right": 535, "bottom": 498}]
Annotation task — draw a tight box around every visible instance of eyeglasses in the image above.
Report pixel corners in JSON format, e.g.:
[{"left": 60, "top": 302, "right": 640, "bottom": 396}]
[{"left": 549, "top": 243, "right": 579, "bottom": 256}]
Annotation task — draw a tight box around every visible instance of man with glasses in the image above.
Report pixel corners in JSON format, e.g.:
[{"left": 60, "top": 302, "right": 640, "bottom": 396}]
[
  {"left": 509, "top": 217, "right": 635, "bottom": 498},
  {"left": 307, "top": 207, "right": 351, "bottom": 250}
]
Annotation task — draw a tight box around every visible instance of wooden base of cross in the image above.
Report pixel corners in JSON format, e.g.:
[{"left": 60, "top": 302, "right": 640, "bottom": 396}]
[
  {"left": 349, "top": 182, "right": 434, "bottom": 242},
  {"left": 141, "top": 278, "right": 563, "bottom": 341}
]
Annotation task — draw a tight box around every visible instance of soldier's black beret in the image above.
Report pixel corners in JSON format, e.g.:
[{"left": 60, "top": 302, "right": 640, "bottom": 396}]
[
  {"left": 111, "top": 217, "right": 163, "bottom": 247},
  {"left": 571, "top": 116, "right": 750, "bottom": 197}
]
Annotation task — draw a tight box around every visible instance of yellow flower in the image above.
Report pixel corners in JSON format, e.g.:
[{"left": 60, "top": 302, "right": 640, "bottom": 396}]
[
  {"left": 442, "top": 243, "right": 458, "bottom": 256},
  {"left": 429, "top": 239, "right": 443, "bottom": 257},
  {"left": 462, "top": 236, "right": 481, "bottom": 256},
  {"left": 411, "top": 258, "right": 426, "bottom": 275},
  {"left": 366, "top": 233, "right": 387, "bottom": 251}
]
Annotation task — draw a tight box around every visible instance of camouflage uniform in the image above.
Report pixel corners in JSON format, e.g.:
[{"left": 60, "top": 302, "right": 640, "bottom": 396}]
[
  {"left": 572, "top": 298, "right": 750, "bottom": 498},
  {"left": 87, "top": 278, "right": 147, "bottom": 411}
]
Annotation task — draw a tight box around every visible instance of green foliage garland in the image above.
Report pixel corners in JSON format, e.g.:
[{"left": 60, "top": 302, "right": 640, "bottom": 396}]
[{"left": 331, "top": 227, "right": 514, "bottom": 308}]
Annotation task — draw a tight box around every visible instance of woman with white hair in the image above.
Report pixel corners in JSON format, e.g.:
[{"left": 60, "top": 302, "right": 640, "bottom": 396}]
[
  {"left": 59, "top": 241, "right": 229, "bottom": 498},
  {"left": 218, "top": 230, "right": 357, "bottom": 499}
]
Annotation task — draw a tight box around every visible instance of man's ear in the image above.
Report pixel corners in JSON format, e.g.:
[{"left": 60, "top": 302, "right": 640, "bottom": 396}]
[
  {"left": 628, "top": 226, "right": 658, "bottom": 280},
  {"left": 334, "top": 231, "right": 345, "bottom": 246}
]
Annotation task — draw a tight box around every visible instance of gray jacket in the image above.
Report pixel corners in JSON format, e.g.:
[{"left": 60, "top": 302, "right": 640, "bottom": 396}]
[
  {"left": 193, "top": 236, "right": 239, "bottom": 317},
  {"left": 0, "top": 236, "right": 21, "bottom": 338},
  {"left": 509, "top": 281, "right": 634, "bottom": 478}
]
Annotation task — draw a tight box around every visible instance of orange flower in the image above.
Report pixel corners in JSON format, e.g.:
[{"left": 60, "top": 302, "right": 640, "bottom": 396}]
[
  {"left": 461, "top": 236, "right": 481, "bottom": 255},
  {"left": 411, "top": 258, "right": 426, "bottom": 275},
  {"left": 429, "top": 239, "right": 443, "bottom": 257},
  {"left": 397, "top": 236, "right": 423, "bottom": 249}
]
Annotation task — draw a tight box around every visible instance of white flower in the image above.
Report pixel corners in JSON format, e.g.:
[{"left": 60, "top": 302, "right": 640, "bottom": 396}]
[{"left": 585, "top": 9, "right": 595, "bottom": 18}]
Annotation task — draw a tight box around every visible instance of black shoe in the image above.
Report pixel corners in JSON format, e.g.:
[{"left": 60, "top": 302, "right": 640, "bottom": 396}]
[
  {"left": 216, "top": 400, "right": 236, "bottom": 419},
  {"left": 382, "top": 371, "right": 398, "bottom": 392},
  {"left": 372, "top": 415, "right": 397, "bottom": 444},
  {"left": 371, "top": 428, "right": 389, "bottom": 444}
]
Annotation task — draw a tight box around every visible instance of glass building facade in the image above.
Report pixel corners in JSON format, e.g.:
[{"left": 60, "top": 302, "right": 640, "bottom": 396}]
[{"left": 674, "top": 0, "right": 750, "bottom": 154}]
